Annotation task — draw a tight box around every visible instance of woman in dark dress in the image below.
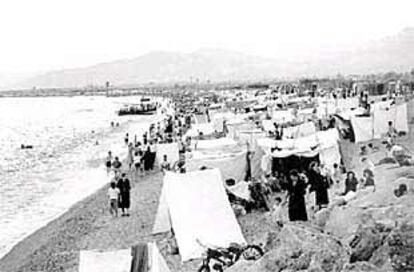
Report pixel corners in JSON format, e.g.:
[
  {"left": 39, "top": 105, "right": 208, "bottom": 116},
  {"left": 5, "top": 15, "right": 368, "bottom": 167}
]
[
  {"left": 143, "top": 146, "right": 152, "bottom": 171},
  {"left": 117, "top": 173, "right": 131, "bottom": 216},
  {"left": 308, "top": 162, "right": 329, "bottom": 210},
  {"left": 343, "top": 171, "right": 359, "bottom": 195},
  {"left": 286, "top": 169, "right": 308, "bottom": 221}
]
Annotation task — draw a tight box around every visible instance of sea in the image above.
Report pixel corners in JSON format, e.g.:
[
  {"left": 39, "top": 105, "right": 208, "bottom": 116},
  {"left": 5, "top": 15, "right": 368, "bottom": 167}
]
[{"left": 0, "top": 96, "right": 160, "bottom": 259}]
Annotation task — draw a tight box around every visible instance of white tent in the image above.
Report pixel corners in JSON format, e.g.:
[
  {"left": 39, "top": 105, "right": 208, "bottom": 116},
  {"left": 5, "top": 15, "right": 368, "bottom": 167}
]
[
  {"left": 186, "top": 150, "right": 247, "bottom": 181},
  {"left": 350, "top": 102, "right": 409, "bottom": 143},
  {"left": 78, "top": 243, "right": 170, "bottom": 272},
  {"left": 194, "top": 138, "right": 237, "bottom": 150},
  {"left": 157, "top": 143, "right": 179, "bottom": 165},
  {"left": 185, "top": 123, "right": 215, "bottom": 137},
  {"left": 257, "top": 129, "right": 341, "bottom": 170},
  {"left": 152, "top": 169, "right": 246, "bottom": 261}
]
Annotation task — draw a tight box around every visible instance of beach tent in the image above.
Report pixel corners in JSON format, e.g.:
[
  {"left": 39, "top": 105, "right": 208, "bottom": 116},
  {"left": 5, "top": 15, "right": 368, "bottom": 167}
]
[
  {"left": 350, "top": 116, "right": 374, "bottom": 143},
  {"left": 186, "top": 150, "right": 247, "bottom": 181},
  {"left": 194, "top": 113, "right": 209, "bottom": 124},
  {"left": 272, "top": 110, "right": 294, "bottom": 123},
  {"left": 257, "top": 129, "right": 341, "bottom": 171},
  {"left": 157, "top": 143, "right": 179, "bottom": 165},
  {"left": 349, "top": 102, "right": 409, "bottom": 142},
  {"left": 152, "top": 169, "right": 246, "bottom": 261},
  {"left": 194, "top": 137, "right": 237, "bottom": 150},
  {"left": 78, "top": 243, "right": 170, "bottom": 272},
  {"left": 185, "top": 123, "right": 215, "bottom": 137},
  {"left": 283, "top": 122, "right": 316, "bottom": 139},
  {"left": 373, "top": 102, "right": 408, "bottom": 139},
  {"left": 237, "top": 129, "right": 266, "bottom": 149},
  {"left": 262, "top": 119, "right": 275, "bottom": 133}
]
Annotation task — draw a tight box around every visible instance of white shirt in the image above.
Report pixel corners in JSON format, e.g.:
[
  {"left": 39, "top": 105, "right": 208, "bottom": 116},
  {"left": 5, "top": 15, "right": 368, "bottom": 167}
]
[
  {"left": 261, "top": 153, "right": 272, "bottom": 174},
  {"left": 108, "top": 187, "right": 120, "bottom": 200},
  {"left": 361, "top": 159, "right": 375, "bottom": 172},
  {"left": 272, "top": 204, "right": 283, "bottom": 222}
]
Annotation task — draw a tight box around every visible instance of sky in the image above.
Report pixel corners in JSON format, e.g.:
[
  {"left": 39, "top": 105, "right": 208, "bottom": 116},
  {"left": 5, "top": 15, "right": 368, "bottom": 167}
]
[{"left": 0, "top": 0, "right": 414, "bottom": 75}]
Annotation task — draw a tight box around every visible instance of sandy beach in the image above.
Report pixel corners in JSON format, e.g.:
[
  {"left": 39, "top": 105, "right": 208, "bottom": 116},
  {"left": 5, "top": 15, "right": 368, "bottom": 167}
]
[
  {"left": 0, "top": 160, "right": 280, "bottom": 272},
  {"left": 1, "top": 98, "right": 413, "bottom": 272}
]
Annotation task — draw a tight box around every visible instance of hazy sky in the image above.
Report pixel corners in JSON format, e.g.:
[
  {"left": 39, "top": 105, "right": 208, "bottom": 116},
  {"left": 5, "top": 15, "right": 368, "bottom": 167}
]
[{"left": 0, "top": 0, "right": 413, "bottom": 74}]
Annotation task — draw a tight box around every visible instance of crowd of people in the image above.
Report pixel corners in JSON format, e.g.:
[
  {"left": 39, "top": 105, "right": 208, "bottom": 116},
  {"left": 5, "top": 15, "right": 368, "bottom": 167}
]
[
  {"left": 102, "top": 91, "right": 411, "bottom": 228},
  {"left": 103, "top": 102, "right": 196, "bottom": 218}
]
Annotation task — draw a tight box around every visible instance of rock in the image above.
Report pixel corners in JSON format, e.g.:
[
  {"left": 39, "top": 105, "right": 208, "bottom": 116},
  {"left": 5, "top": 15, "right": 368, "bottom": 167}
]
[
  {"left": 262, "top": 231, "right": 279, "bottom": 251},
  {"left": 349, "top": 223, "right": 390, "bottom": 263},
  {"left": 228, "top": 223, "right": 349, "bottom": 272},
  {"left": 387, "top": 221, "right": 414, "bottom": 272},
  {"left": 369, "top": 243, "right": 393, "bottom": 271},
  {"left": 314, "top": 207, "right": 332, "bottom": 229},
  {"left": 341, "top": 262, "right": 381, "bottom": 272}
]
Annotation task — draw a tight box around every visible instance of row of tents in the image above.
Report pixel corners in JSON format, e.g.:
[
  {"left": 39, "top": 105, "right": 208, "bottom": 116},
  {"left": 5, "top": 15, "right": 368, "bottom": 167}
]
[{"left": 78, "top": 94, "right": 410, "bottom": 271}]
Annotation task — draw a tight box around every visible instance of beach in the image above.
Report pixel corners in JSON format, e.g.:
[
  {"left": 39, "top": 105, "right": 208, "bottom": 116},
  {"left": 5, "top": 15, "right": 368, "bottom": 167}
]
[
  {"left": 1, "top": 96, "right": 413, "bottom": 272},
  {"left": 0, "top": 96, "right": 161, "bottom": 265}
]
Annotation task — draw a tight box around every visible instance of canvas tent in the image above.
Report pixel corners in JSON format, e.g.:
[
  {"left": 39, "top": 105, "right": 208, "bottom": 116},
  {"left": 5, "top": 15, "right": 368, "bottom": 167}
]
[
  {"left": 186, "top": 150, "right": 247, "bottom": 181},
  {"left": 185, "top": 123, "right": 215, "bottom": 137},
  {"left": 78, "top": 243, "right": 170, "bottom": 272},
  {"left": 257, "top": 129, "right": 341, "bottom": 171},
  {"left": 194, "top": 138, "right": 237, "bottom": 150},
  {"left": 350, "top": 103, "right": 409, "bottom": 142},
  {"left": 157, "top": 143, "right": 179, "bottom": 166},
  {"left": 152, "top": 169, "right": 246, "bottom": 261}
]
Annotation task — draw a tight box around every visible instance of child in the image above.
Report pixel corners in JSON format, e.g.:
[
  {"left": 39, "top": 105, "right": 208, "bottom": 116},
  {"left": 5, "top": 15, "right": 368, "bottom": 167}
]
[
  {"left": 332, "top": 163, "right": 342, "bottom": 192},
  {"left": 107, "top": 182, "right": 120, "bottom": 217},
  {"left": 160, "top": 154, "right": 171, "bottom": 173},
  {"left": 361, "top": 169, "right": 375, "bottom": 192},
  {"left": 112, "top": 156, "right": 122, "bottom": 177},
  {"left": 272, "top": 197, "right": 284, "bottom": 227}
]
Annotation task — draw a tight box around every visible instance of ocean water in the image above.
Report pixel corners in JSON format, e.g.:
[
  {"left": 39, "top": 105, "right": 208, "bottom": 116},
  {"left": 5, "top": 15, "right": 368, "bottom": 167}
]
[{"left": 0, "top": 96, "right": 159, "bottom": 259}]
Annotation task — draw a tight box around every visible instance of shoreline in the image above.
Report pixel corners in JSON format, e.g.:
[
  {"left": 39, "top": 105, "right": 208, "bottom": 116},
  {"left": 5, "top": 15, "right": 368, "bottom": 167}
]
[
  {"left": 0, "top": 154, "right": 165, "bottom": 272},
  {"left": 0, "top": 106, "right": 162, "bottom": 270}
]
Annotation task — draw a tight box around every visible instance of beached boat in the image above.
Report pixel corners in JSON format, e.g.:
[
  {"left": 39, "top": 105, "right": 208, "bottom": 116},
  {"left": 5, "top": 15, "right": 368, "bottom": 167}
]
[{"left": 118, "top": 97, "right": 157, "bottom": 116}]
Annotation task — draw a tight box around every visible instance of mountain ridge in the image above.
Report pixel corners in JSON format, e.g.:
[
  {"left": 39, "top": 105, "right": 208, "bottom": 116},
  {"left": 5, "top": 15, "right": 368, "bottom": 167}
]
[{"left": 11, "top": 28, "right": 414, "bottom": 89}]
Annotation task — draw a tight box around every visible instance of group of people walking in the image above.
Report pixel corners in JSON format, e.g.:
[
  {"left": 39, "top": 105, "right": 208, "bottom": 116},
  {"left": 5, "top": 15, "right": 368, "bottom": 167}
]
[{"left": 107, "top": 173, "right": 131, "bottom": 217}]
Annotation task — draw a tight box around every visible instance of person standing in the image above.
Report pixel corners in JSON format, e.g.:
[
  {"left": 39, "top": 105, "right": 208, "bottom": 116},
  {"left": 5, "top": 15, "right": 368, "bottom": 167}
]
[
  {"left": 107, "top": 181, "right": 120, "bottom": 217},
  {"left": 343, "top": 171, "right": 359, "bottom": 195},
  {"left": 117, "top": 173, "right": 131, "bottom": 216},
  {"left": 286, "top": 169, "right": 308, "bottom": 221},
  {"left": 332, "top": 163, "right": 342, "bottom": 192},
  {"left": 143, "top": 146, "right": 152, "bottom": 172},
  {"left": 127, "top": 142, "right": 134, "bottom": 169},
  {"left": 149, "top": 140, "right": 157, "bottom": 171},
  {"left": 308, "top": 162, "right": 329, "bottom": 210},
  {"left": 160, "top": 154, "right": 171, "bottom": 173},
  {"left": 124, "top": 133, "right": 129, "bottom": 145},
  {"left": 105, "top": 151, "right": 113, "bottom": 174},
  {"left": 112, "top": 157, "right": 122, "bottom": 178}
]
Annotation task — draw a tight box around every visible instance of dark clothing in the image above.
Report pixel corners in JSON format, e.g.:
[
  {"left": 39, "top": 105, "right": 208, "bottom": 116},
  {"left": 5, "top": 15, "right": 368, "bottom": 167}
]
[
  {"left": 249, "top": 182, "right": 270, "bottom": 211},
  {"left": 308, "top": 170, "right": 329, "bottom": 206},
  {"left": 117, "top": 178, "right": 131, "bottom": 209},
  {"left": 112, "top": 160, "right": 122, "bottom": 169},
  {"left": 344, "top": 177, "right": 358, "bottom": 195},
  {"left": 143, "top": 151, "right": 151, "bottom": 171},
  {"left": 287, "top": 178, "right": 308, "bottom": 221},
  {"left": 130, "top": 244, "right": 149, "bottom": 272}
]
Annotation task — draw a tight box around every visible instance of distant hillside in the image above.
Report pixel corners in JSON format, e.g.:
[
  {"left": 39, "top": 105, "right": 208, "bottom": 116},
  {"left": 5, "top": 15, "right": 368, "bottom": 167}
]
[{"left": 13, "top": 28, "right": 414, "bottom": 89}]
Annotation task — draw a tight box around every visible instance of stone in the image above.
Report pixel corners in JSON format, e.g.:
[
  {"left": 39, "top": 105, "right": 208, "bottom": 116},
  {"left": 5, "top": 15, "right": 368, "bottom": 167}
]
[
  {"left": 349, "top": 223, "right": 390, "bottom": 263},
  {"left": 341, "top": 262, "right": 381, "bottom": 272},
  {"left": 228, "top": 223, "right": 349, "bottom": 272},
  {"left": 387, "top": 221, "right": 414, "bottom": 272}
]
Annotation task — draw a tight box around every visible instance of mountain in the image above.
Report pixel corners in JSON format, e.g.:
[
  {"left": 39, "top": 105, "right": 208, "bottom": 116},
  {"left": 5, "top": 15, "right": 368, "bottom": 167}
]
[{"left": 12, "top": 28, "right": 414, "bottom": 89}]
